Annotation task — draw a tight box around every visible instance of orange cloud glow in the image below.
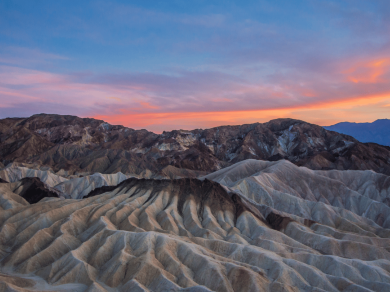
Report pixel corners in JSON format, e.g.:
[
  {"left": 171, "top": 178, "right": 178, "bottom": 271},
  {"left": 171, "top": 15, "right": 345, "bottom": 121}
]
[
  {"left": 1, "top": 58, "right": 389, "bottom": 133},
  {"left": 139, "top": 102, "right": 159, "bottom": 109},
  {"left": 343, "top": 58, "right": 390, "bottom": 84},
  {"left": 94, "top": 92, "right": 390, "bottom": 132}
]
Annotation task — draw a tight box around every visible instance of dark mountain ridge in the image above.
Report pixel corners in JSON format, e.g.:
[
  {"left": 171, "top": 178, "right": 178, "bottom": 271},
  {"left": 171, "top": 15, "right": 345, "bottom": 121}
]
[{"left": 1, "top": 113, "right": 390, "bottom": 176}]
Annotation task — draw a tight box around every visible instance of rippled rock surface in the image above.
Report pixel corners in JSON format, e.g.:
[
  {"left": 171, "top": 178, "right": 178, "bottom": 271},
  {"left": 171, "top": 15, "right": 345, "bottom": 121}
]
[{"left": 1, "top": 160, "right": 390, "bottom": 291}]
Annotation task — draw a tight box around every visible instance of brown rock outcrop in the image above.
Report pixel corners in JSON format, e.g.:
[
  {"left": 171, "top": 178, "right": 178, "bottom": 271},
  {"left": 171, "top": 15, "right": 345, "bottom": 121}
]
[{"left": 0, "top": 114, "right": 389, "bottom": 177}]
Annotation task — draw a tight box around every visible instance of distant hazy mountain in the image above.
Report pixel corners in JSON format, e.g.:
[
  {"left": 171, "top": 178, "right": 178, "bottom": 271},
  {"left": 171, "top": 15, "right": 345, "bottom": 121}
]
[{"left": 324, "top": 119, "right": 390, "bottom": 146}]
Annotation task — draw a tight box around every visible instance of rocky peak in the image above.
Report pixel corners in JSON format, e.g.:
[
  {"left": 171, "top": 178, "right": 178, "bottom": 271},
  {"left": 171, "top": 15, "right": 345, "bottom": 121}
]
[{"left": 0, "top": 114, "right": 389, "bottom": 176}]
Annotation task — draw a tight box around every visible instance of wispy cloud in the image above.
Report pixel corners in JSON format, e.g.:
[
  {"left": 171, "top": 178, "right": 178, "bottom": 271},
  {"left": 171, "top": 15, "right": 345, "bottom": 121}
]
[
  {"left": 106, "top": 96, "right": 121, "bottom": 102},
  {"left": 1, "top": 50, "right": 390, "bottom": 132},
  {"left": 0, "top": 46, "right": 69, "bottom": 67}
]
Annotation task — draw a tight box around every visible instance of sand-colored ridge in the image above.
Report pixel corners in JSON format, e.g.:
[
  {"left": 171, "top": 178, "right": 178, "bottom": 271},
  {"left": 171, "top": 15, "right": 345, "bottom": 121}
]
[
  {"left": 0, "top": 160, "right": 390, "bottom": 291},
  {"left": 0, "top": 166, "right": 68, "bottom": 188},
  {"left": 54, "top": 172, "right": 130, "bottom": 199}
]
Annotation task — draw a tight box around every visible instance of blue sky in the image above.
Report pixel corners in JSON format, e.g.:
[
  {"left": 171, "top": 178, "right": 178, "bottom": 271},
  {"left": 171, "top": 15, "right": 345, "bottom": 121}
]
[{"left": 1, "top": 0, "right": 389, "bottom": 132}]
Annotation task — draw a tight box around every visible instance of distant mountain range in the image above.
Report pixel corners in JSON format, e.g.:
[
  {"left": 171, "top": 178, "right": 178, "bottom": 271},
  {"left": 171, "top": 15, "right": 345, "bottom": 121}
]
[
  {"left": 324, "top": 119, "right": 390, "bottom": 146},
  {"left": 1, "top": 114, "right": 390, "bottom": 176}
]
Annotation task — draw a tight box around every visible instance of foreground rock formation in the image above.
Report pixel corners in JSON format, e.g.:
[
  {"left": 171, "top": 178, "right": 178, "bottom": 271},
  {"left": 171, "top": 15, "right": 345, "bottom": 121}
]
[
  {"left": 1, "top": 114, "right": 390, "bottom": 176},
  {"left": 7, "top": 177, "right": 60, "bottom": 204},
  {"left": 0, "top": 165, "right": 68, "bottom": 187},
  {"left": 0, "top": 165, "right": 132, "bottom": 200},
  {"left": 1, "top": 160, "right": 390, "bottom": 291}
]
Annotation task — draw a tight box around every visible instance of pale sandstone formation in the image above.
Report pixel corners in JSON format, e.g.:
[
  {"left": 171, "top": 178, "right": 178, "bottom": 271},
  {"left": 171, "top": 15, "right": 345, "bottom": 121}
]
[
  {"left": 0, "top": 183, "right": 29, "bottom": 211},
  {"left": 0, "top": 167, "right": 130, "bottom": 199},
  {"left": 0, "top": 166, "right": 67, "bottom": 187},
  {"left": 0, "top": 160, "right": 390, "bottom": 291},
  {"left": 54, "top": 172, "right": 130, "bottom": 199},
  {"left": 204, "top": 159, "right": 390, "bottom": 229},
  {"left": 0, "top": 166, "right": 197, "bottom": 201}
]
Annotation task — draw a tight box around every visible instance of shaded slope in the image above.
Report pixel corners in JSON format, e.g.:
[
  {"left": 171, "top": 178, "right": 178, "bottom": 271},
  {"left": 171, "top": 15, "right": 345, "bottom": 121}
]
[{"left": 8, "top": 177, "right": 60, "bottom": 204}]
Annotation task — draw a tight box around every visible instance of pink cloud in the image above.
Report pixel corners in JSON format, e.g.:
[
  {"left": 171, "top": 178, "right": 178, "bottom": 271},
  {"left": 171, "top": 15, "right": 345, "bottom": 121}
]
[{"left": 1, "top": 53, "right": 390, "bottom": 132}]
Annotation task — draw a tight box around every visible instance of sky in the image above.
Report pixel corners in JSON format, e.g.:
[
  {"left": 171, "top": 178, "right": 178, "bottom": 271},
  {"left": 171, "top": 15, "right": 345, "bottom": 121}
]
[{"left": 0, "top": 0, "right": 389, "bottom": 133}]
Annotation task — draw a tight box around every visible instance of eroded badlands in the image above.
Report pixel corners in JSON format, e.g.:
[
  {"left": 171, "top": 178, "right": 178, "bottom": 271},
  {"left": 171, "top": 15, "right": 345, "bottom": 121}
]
[{"left": 1, "top": 160, "right": 390, "bottom": 291}]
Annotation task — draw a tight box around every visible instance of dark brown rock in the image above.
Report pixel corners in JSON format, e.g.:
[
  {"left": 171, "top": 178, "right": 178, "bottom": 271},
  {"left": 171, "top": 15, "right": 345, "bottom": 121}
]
[
  {"left": 1, "top": 114, "right": 390, "bottom": 176},
  {"left": 266, "top": 212, "right": 295, "bottom": 231},
  {"left": 11, "top": 177, "right": 59, "bottom": 204}
]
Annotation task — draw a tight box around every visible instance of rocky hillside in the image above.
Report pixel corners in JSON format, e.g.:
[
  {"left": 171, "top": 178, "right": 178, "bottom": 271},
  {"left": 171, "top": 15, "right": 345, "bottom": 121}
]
[{"left": 1, "top": 114, "right": 390, "bottom": 176}]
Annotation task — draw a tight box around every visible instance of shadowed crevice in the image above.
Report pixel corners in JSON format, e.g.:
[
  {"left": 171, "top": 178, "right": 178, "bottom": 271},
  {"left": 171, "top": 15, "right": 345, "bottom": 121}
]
[{"left": 11, "top": 177, "right": 59, "bottom": 204}]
